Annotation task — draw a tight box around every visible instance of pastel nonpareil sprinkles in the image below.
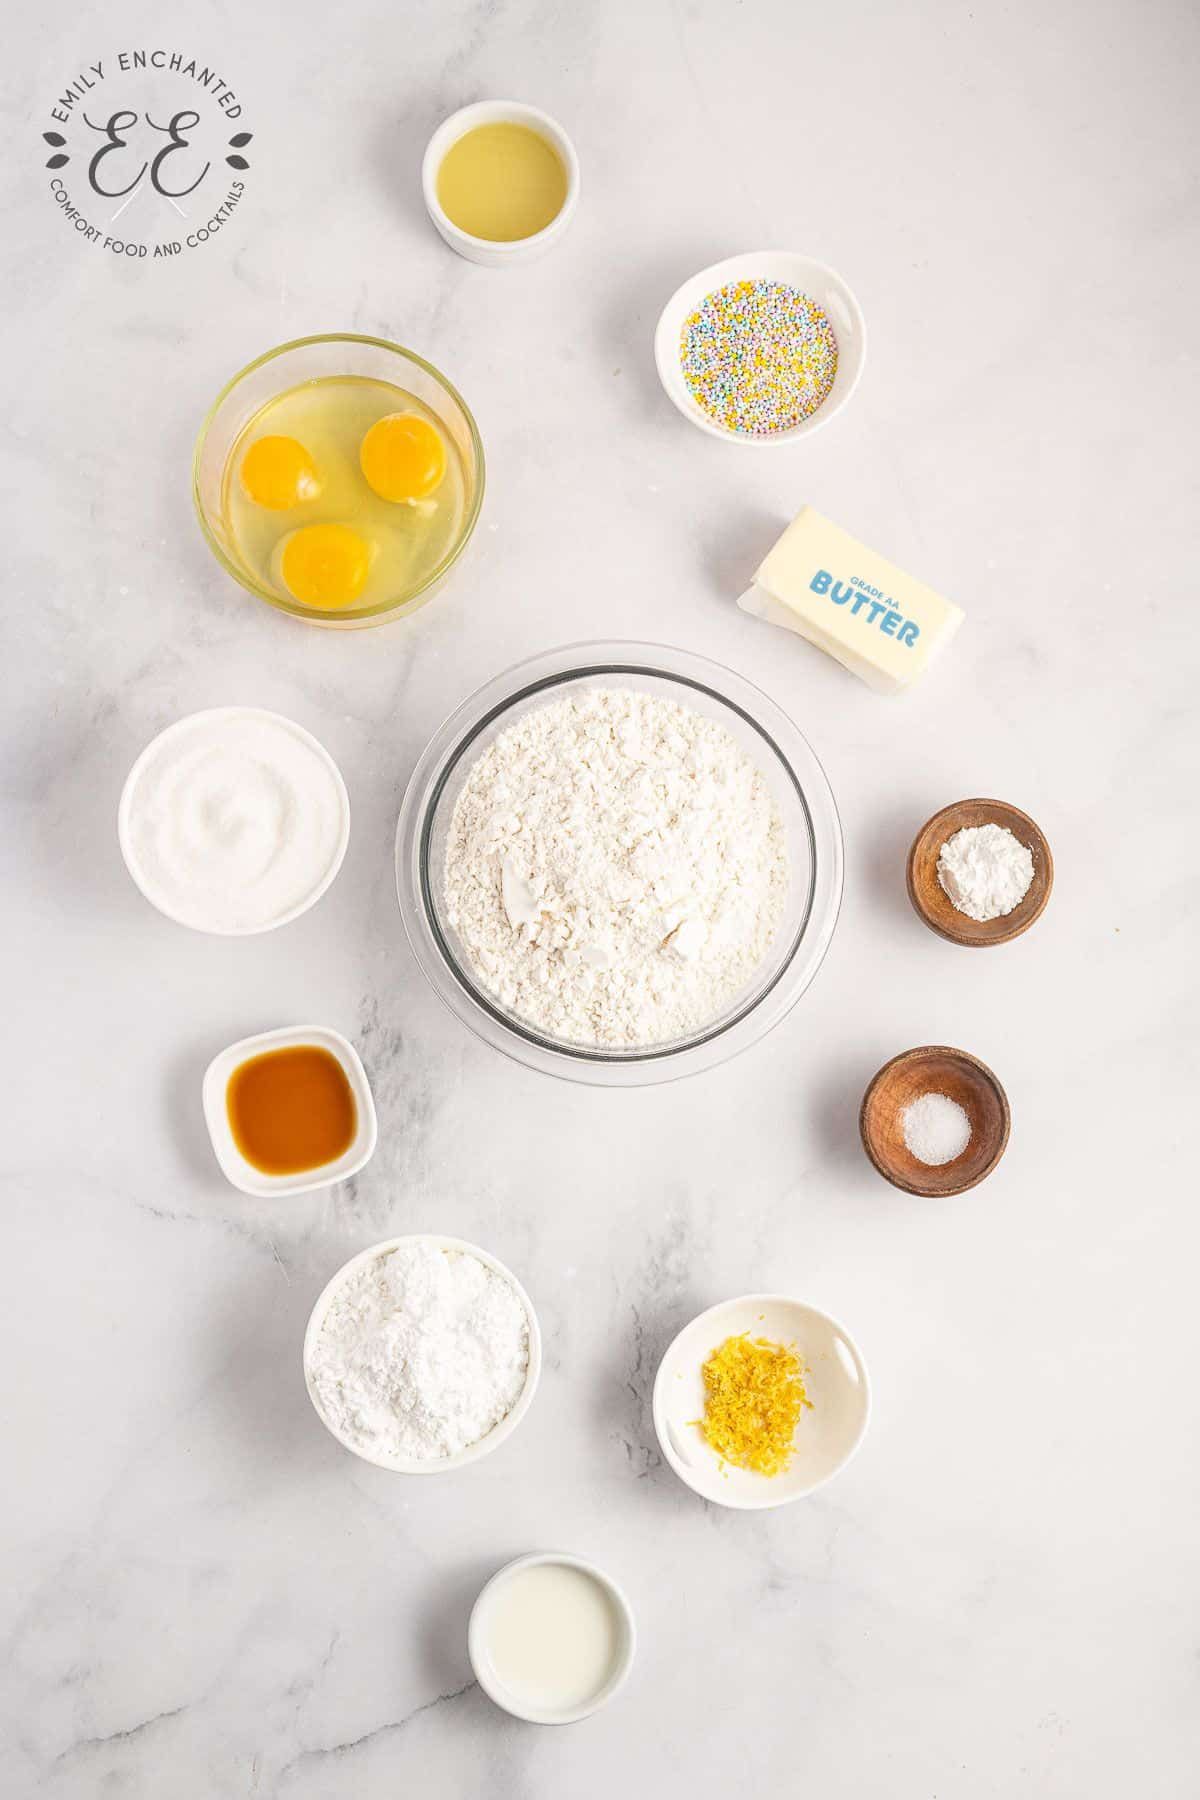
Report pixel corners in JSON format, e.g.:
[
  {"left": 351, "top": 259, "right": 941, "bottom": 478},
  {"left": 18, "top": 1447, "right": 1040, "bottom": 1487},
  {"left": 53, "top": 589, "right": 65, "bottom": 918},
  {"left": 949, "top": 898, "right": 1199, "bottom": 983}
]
[{"left": 680, "top": 279, "right": 839, "bottom": 435}]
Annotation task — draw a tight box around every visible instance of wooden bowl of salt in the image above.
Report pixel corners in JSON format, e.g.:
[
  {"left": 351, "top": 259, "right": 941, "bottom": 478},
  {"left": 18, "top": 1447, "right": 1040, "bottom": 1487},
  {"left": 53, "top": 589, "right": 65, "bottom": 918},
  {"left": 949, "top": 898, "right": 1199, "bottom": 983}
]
[{"left": 860, "top": 1045, "right": 1010, "bottom": 1197}]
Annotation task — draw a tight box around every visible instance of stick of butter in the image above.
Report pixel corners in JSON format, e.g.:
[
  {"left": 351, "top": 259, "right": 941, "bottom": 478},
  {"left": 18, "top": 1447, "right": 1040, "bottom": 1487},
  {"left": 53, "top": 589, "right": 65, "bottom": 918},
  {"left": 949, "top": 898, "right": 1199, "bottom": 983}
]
[{"left": 738, "top": 507, "right": 964, "bottom": 694}]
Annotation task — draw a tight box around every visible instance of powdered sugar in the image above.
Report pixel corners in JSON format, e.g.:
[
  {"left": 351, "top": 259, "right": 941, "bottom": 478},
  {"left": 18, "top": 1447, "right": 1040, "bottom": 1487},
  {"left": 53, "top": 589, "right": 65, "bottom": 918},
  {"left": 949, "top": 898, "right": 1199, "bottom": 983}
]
[
  {"left": 937, "top": 823, "right": 1034, "bottom": 922},
  {"left": 442, "top": 687, "right": 789, "bottom": 1047},
  {"left": 308, "top": 1241, "right": 529, "bottom": 1462}
]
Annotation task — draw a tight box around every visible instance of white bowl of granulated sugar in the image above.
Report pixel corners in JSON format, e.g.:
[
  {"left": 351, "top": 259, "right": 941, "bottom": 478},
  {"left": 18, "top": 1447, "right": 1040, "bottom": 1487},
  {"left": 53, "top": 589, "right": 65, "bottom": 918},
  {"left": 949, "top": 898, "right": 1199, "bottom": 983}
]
[{"left": 303, "top": 1234, "right": 541, "bottom": 1473}]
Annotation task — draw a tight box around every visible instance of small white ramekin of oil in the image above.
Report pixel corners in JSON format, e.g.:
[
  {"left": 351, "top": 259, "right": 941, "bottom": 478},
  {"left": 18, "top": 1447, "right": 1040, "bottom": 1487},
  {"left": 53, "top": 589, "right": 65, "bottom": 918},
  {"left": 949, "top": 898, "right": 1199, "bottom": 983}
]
[{"left": 422, "top": 101, "right": 580, "bottom": 267}]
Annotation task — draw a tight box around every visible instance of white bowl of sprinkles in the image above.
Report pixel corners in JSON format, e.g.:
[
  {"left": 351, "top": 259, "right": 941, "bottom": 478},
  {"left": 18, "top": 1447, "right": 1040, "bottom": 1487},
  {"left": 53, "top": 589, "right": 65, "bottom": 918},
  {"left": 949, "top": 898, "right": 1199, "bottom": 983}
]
[{"left": 654, "top": 251, "right": 866, "bottom": 445}]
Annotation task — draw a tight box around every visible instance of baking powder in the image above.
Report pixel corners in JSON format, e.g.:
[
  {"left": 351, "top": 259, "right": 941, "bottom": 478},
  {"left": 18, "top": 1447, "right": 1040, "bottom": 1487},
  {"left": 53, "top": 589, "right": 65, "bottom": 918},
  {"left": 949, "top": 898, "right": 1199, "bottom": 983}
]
[{"left": 937, "top": 823, "right": 1034, "bottom": 923}]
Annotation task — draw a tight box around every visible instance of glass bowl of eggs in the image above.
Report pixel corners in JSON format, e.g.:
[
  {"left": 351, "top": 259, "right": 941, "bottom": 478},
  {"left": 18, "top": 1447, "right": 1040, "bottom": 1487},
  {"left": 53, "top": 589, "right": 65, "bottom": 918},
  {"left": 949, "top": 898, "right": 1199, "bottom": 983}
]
[{"left": 192, "top": 334, "right": 485, "bottom": 628}]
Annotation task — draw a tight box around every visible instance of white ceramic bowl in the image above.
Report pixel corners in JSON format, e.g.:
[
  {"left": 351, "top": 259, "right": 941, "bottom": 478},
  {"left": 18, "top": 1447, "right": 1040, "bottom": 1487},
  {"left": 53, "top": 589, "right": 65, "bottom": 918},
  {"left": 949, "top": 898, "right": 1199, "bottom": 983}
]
[
  {"left": 394, "top": 640, "right": 843, "bottom": 1087},
  {"left": 653, "top": 1294, "right": 870, "bottom": 1508},
  {"left": 303, "top": 1234, "right": 542, "bottom": 1473},
  {"left": 118, "top": 706, "right": 350, "bottom": 935},
  {"left": 654, "top": 251, "right": 867, "bottom": 444},
  {"left": 202, "top": 1025, "right": 378, "bottom": 1198},
  {"left": 421, "top": 101, "right": 580, "bottom": 266},
  {"left": 468, "top": 1552, "right": 636, "bottom": 1724}
]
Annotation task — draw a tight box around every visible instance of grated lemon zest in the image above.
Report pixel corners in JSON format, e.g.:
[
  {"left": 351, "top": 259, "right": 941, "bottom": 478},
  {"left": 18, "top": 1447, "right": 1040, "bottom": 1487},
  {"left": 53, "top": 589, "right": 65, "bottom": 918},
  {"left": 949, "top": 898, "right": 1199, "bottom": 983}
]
[{"left": 691, "top": 1332, "right": 812, "bottom": 1477}]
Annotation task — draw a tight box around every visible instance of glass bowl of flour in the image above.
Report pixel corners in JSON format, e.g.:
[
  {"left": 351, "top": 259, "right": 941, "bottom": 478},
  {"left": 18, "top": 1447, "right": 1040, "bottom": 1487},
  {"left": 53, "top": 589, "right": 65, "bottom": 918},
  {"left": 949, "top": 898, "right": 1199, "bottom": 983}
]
[{"left": 396, "top": 641, "right": 843, "bottom": 1086}]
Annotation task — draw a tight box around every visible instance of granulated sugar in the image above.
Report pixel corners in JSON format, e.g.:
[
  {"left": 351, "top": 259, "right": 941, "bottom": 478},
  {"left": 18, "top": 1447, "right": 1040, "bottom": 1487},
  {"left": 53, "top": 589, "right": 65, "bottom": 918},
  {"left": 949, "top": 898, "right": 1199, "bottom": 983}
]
[{"left": 442, "top": 688, "right": 789, "bottom": 1048}]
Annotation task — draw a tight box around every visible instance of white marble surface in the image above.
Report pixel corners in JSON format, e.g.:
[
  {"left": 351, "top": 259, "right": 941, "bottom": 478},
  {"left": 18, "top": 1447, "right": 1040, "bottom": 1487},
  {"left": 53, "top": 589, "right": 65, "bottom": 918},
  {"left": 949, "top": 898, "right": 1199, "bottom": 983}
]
[{"left": 4, "top": 1, "right": 1199, "bottom": 1793}]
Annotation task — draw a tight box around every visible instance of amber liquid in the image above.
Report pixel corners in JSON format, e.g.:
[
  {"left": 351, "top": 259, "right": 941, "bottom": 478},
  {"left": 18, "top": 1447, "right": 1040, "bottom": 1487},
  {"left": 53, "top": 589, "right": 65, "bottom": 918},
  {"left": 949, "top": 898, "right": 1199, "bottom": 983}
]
[{"left": 227, "top": 1046, "right": 357, "bottom": 1175}]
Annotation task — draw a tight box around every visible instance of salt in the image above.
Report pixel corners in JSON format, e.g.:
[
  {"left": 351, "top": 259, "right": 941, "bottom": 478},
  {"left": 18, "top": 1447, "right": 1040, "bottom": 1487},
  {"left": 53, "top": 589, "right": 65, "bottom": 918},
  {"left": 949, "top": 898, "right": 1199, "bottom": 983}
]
[{"left": 901, "top": 1091, "right": 971, "bottom": 1166}]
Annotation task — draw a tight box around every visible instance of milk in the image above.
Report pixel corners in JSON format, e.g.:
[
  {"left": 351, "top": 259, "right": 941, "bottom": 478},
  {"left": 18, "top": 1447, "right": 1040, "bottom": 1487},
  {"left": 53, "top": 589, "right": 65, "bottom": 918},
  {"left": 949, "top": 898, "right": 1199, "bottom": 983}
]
[{"left": 483, "top": 1562, "right": 619, "bottom": 1710}]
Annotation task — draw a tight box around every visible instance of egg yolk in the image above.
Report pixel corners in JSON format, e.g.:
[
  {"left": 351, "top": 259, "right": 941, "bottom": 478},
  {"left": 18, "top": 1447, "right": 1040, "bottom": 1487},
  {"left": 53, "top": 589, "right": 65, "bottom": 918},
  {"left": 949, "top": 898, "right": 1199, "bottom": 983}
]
[
  {"left": 359, "top": 413, "right": 447, "bottom": 503},
  {"left": 277, "top": 524, "right": 371, "bottom": 610},
  {"left": 240, "top": 436, "right": 321, "bottom": 511}
]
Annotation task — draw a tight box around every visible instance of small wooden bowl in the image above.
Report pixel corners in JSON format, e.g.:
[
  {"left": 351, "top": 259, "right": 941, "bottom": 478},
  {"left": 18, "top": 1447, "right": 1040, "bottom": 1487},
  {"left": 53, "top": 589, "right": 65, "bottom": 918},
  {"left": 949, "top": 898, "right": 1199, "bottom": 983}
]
[
  {"left": 906, "top": 799, "right": 1053, "bottom": 946},
  {"left": 860, "top": 1046, "right": 1010, "bottom": 1197}
]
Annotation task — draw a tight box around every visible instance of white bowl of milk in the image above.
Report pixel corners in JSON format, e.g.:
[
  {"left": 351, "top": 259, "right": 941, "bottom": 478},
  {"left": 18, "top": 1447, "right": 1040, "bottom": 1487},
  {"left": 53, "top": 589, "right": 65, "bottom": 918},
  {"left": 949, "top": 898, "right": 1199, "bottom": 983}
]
[{"left": 468, "top": 1553, "right": 636, "bottom": 1724}]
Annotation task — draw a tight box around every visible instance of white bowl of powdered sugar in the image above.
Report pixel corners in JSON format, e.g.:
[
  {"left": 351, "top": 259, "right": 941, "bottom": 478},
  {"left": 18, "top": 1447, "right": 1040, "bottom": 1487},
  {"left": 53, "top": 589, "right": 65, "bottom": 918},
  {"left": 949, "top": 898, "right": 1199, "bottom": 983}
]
[
  {"left": 303, "top": 1235, "right": 541, "bottom": 1473},
  {"left": 396, "top": 641, "right": 843, "bottom": 1086}
]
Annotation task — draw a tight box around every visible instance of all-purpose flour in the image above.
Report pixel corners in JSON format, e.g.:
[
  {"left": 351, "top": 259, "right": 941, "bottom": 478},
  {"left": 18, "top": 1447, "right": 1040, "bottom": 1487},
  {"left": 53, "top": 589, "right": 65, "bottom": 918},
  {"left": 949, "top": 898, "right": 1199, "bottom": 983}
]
[
  {"left": 442, "top": 688, "right": 789, "bottom": 1047},
  {"left": 309, "top": 1242, "right": 529, "bottom": 1461}
]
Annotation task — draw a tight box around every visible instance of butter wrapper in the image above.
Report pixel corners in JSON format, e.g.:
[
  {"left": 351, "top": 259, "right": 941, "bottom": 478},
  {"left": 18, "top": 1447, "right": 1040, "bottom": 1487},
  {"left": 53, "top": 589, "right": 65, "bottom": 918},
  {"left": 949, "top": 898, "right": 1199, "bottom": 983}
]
[{"left": 738, "top": 506, "right": 964, "bottom": 694}]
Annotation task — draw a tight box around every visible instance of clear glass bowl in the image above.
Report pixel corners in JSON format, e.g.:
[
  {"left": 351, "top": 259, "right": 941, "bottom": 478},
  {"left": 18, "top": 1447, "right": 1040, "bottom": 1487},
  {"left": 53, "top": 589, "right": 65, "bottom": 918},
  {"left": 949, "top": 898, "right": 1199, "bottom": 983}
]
[
  {"left": 395, "top": 642, "right": 844, "bottom": 1086},
  {"left": 192, "top": 333, "right": 484, "bottom": 629}
]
